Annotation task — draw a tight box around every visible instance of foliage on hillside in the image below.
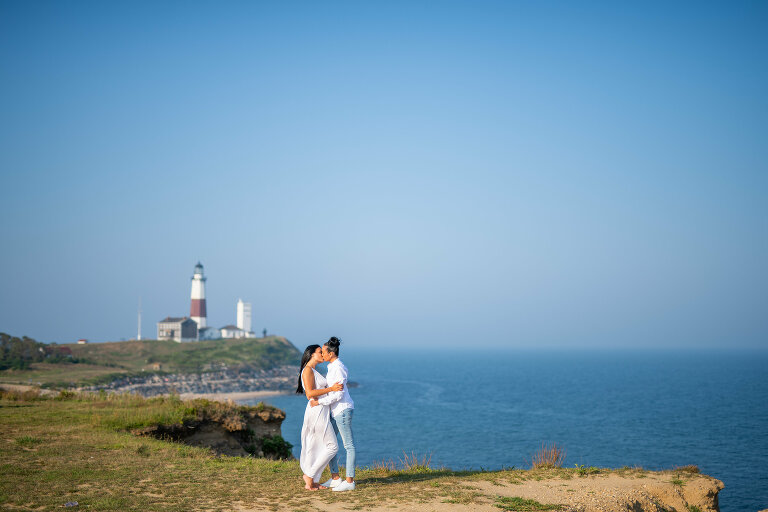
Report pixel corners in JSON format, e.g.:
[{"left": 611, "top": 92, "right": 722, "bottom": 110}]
[
  {"left": 0, "top": 334, "right": 301, "bottom": 387},
  {"left": 0, "top": 332, "right": 88, "bottom": 370},
  {"left": 68, "top": 335, "right": 300, "bottom": 373}
]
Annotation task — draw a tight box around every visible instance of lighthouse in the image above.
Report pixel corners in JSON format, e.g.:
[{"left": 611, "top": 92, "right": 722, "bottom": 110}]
[{"left": 190, "top": 262, "right": 207, "bottom": 328}]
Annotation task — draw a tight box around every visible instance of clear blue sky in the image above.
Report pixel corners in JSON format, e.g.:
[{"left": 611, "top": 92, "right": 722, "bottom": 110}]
[{"left": 1, "top": 1, "right": 766, "bottom": 349}]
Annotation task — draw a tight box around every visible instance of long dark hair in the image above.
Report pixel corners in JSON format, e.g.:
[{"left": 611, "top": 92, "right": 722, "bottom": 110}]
[
  {"left": 324, "top": 336, "right": 341, "bottom": 357},
  {"left": 296, "top": 344, "right": 321, "bottom": 394}
]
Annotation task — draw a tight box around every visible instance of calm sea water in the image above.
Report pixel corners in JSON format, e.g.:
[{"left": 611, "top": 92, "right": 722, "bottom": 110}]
[{"left": 245, "top": 349, "right": 768, "bottom": 512}]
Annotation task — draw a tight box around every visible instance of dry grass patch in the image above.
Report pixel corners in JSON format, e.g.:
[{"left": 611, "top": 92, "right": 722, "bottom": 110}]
[
  {"left": 531, "top": 442, "right": 566, "bottom": 469},
  {"left": 674, "top": 464, "right": 700, "bottom": 474}
]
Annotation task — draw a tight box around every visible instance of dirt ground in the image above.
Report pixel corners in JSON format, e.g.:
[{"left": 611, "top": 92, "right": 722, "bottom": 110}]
[{"left": 230, "top": 471, "right": 723, "bottom": 512}]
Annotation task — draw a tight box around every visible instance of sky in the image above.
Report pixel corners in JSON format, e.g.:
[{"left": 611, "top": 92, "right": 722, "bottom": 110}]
[{"left": 1, "top": 1, "right": 766, "bottom": 350}]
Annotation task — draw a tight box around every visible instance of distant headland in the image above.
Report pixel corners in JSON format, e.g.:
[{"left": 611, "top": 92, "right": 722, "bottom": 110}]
[{"left": 0, "top": 332, "right": 301, "bottom": 396}]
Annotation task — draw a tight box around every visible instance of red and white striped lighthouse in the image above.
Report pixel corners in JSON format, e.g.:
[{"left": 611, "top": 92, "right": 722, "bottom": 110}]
[{"left": 190, "top": 262, "right": 207, "bottom": 328}]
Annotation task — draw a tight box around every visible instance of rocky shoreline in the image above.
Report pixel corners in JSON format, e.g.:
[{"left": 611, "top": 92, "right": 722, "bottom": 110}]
[{"left": 78, "top": 365, "right": 299, "bottom": 397}]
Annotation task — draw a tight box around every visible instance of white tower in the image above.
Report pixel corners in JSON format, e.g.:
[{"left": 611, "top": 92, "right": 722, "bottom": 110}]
[
  {"left": 190, "top": 262, "right": 207, "bottom": 328},
  {"left": 237, "top": 299, "right": 252, "bottom": 333}
]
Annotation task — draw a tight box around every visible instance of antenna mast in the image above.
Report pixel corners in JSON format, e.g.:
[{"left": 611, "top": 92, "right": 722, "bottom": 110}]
[{"left": 137, "top": 297, "right": 142, "bottom": 341}]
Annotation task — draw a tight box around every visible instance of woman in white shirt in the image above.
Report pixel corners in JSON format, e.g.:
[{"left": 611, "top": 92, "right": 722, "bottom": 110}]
[{"left": 296, "top": 344, "right": 343, "bottom": 490}]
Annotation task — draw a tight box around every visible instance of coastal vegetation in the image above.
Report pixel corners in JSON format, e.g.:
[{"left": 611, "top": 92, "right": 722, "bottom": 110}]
[
  {"left": 495, "top": 496, "right": 563, "bottom": 511},
  {"left": 1, "top": 388, "right": 723, "bottom": 512},
  {"left": 530, "top": 442, "right": 566, "bottom": 469},
  {"left": 0, "top": 334, "right": 300, "bottom": 388},
  {"left": 0, "top": 332, "right": 91, "bottom": 370}
]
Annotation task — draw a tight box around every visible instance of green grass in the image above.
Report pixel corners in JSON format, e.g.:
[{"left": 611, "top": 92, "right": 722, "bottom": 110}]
[
  {"left": 495, "top": 496, "right": 564, "bottom": 511},
  {"left": 0, "top": 389, "right": 713, "bottom": 512},
  {"left": 574, "top": 463, "right": 600, "bottom": 476},
  {"left": 72, "top": 336, "right": 299, "bottom": 373},
  {"left": 15, "top": 435, "right": 43, "bottom": 447},
  {"left": 0, "top": 389, "right": 485, "bottom": 511},
  {"left": 0, "top": 335, "right": 300, "bottom": 388}
]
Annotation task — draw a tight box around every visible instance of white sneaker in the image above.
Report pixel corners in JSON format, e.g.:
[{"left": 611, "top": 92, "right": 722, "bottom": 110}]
[
  {"left": 321, "top": 478, "right": 342, "bottom": 488},
  {"left": 332, "top": 480, "right": 356, "bottom": 492}
]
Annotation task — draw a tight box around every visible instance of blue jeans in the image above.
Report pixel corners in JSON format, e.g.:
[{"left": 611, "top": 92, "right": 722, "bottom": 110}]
[{"left": 328, "top": 408, "right": 355, "bottom": 478}]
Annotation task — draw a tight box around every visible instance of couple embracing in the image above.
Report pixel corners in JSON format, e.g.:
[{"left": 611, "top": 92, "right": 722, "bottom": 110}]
[{"left": 296, "top": 337, "right": 356, "bottom": 492}]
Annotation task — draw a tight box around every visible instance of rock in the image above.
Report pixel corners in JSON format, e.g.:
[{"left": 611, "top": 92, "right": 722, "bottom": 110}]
[{"left": 183, "top": 422, "right": 250, "bottom": 457}]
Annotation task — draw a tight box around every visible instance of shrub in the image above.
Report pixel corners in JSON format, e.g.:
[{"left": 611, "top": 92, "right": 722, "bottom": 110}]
[
  {"left": 531, "top": 443, "right": 566, "bottom": 469},
  {"left": 260, "top": 435, "right": 293, "bottom": 459},
  {"left": 371, "top": 458, "right": 398, "bottom": 472},
  {"left": 399, "top": 451, "right": 434, "bottom": 472},
  {"left": 574, "top": 464, "right": 600, "bottom": 476},
  {"left": 54, "top": 390, "right": 77, "bottom": 401}
]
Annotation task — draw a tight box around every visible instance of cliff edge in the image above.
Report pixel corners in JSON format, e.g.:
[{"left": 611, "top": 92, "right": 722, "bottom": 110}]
[
  {"left": 463, "top": 470, "right": 723, "bottom": 512},
  {"left": 131, "top": 398, "right": 292, "bottom": 458}
]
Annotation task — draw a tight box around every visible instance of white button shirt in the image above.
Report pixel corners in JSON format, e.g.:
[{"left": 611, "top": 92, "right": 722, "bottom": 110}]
[{"left": 317, "top": 359, "right": 354, "bottom": 417}]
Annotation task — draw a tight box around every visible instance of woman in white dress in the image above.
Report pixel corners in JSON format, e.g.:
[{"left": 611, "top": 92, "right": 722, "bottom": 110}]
[{"left": 296, "top": 344, "right": 343, "bottom": 490}]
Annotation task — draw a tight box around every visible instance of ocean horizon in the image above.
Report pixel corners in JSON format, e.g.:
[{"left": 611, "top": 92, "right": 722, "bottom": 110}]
[{"left": 248, "top": 347, "right": 768, "bottom": 512}]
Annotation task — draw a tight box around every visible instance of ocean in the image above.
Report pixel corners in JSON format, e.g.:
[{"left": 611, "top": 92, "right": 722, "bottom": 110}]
[{"left": 245, "top": 348, "right": 768, "bottom": 512}]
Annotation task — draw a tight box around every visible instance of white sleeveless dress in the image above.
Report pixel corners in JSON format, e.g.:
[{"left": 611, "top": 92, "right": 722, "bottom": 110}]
[{"left": 299, "top": 368, "right": 339, "bottom": 482}]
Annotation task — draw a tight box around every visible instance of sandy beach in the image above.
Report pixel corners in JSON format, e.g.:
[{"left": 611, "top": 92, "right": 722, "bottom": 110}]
[{"left": 0, "top": 383, "right": 59, "bottom": 396}]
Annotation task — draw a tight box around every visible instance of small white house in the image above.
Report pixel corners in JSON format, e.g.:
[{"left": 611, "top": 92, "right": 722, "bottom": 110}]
[{"left": 220, "top": 325, "right": 254, "bottom": 339}]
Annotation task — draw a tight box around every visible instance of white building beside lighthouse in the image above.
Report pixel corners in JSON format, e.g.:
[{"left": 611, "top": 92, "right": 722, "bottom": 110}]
[
  {"left": 190, "top": 262, "right": 207, "bottom": 328},
  {"left": 237, "top": 299, "right": 252, "bottom": 333},
  {"left": 220, "top": 299, "right": 255, "bottom": 339}
]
